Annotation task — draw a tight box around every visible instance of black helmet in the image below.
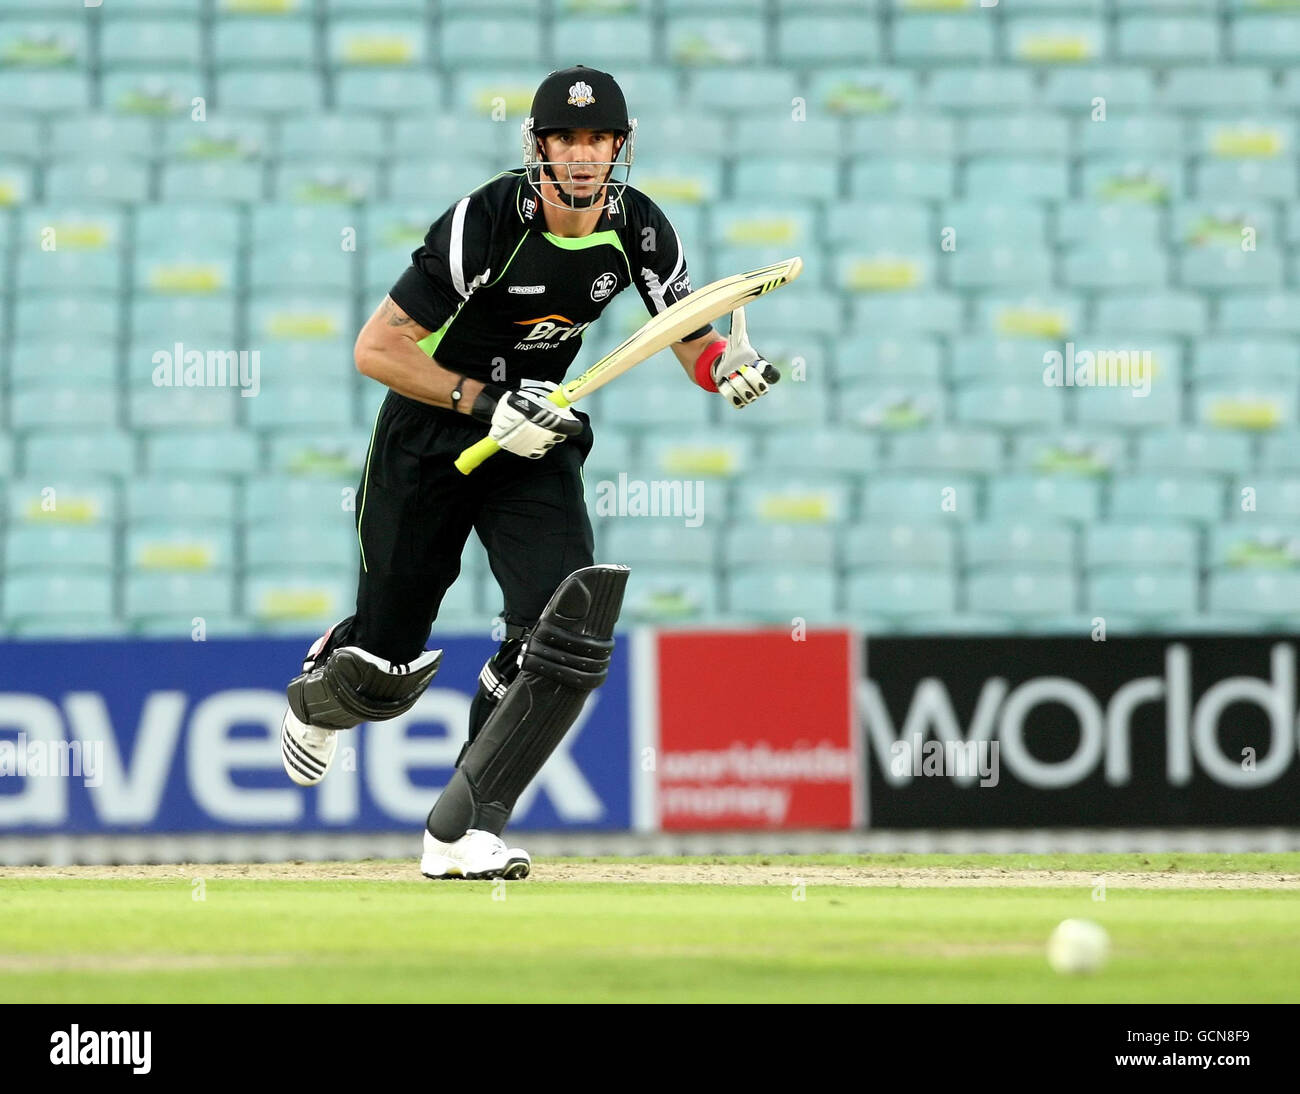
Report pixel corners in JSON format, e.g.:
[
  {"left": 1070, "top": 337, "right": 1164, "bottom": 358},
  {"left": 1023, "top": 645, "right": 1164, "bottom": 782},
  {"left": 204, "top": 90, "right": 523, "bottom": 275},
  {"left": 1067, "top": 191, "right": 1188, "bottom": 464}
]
[{"left": 523, "top": 65, "right": 637, "bottom": 211}]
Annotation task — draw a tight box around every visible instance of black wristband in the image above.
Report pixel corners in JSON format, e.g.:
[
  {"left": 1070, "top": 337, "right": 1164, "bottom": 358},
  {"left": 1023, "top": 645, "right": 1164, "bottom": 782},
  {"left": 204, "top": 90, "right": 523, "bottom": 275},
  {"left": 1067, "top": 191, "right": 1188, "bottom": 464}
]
[
  {"left": 450, "top": 375, "right": 469, "bottom": 411},
  {"left": 469, "top": 383, "right": 506, "bottom": 424}
]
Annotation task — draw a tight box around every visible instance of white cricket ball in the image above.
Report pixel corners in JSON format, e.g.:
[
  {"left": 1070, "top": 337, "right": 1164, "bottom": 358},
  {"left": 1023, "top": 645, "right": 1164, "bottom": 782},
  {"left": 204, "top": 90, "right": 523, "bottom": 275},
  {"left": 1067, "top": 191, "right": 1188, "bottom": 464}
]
[{"left": 1046, "top": 918, "right": 1110, "bottom": 975}]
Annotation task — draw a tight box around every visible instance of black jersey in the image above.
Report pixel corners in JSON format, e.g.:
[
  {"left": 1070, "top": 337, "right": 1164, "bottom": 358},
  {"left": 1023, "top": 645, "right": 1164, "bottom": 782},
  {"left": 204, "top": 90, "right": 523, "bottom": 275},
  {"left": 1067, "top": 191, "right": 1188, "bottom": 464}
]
[{"left": 387, "top": 168, "right": 710, "bottom": 387}]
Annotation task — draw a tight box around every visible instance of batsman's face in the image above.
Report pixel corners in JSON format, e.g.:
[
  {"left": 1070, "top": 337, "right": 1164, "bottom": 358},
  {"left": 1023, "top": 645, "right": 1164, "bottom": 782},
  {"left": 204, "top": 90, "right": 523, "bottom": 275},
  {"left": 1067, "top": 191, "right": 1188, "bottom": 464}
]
[{"left": 541, "top": 129, "right": 621, "bottom": 197}]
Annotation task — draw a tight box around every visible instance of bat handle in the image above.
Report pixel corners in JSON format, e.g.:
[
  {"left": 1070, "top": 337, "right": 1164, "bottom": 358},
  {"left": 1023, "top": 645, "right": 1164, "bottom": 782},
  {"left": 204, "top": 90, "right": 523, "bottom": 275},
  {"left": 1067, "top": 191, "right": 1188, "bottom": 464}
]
[
  {"left": 762, "top": 363, "right": 781, "bottom": 384},
  {"left": 453, "top": 384, "right": 575, "bottom": 475}
]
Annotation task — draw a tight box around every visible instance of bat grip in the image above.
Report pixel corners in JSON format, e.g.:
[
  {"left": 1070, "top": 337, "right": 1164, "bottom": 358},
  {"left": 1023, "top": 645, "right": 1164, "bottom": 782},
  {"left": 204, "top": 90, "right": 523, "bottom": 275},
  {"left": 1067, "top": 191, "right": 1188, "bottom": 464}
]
[{"left": 453, "top": 385, "right": 575, "bottom": 474}]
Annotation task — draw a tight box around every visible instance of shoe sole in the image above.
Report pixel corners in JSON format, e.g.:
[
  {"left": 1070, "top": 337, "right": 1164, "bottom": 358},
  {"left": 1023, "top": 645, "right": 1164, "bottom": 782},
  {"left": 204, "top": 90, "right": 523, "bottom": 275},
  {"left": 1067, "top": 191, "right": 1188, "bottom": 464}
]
[{"left": 421, "top": 856, "right": 531, "bottom": 881}]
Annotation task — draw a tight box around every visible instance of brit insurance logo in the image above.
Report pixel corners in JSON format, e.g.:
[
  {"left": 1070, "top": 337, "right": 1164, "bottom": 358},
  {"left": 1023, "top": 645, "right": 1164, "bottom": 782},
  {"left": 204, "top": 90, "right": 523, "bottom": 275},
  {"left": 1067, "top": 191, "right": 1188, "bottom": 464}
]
[
  {"left": 513, "top": 313, "right": 592, "bottom": 350},
  {"left": 590, "top": 271, "right": 617, "bottom": 302},
  {"left": 568, "top": 81, "right": 595, "bottom": 107}
]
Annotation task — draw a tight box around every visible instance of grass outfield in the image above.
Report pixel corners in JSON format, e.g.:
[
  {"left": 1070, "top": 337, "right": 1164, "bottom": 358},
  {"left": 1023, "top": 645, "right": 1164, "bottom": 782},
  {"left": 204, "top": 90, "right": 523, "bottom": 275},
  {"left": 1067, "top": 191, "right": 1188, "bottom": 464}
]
[{"left": 1, "top": 854, "right": 1298, "bottom": 1003}]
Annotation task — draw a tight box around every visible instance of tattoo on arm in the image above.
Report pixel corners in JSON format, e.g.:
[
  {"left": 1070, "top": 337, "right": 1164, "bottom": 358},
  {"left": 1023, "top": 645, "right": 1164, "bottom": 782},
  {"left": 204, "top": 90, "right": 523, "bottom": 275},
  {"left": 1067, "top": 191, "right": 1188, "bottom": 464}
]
[{"left": 383, "top": 298, "right": 414, "bottom": 327}]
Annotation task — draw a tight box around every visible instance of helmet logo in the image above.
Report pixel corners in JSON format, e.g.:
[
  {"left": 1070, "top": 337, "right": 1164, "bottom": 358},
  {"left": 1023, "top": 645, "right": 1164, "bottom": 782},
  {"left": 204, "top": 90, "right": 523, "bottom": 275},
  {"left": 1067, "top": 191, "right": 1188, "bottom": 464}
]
[{"left": 568, "top": 81, "right": 595, "bottom": 107}]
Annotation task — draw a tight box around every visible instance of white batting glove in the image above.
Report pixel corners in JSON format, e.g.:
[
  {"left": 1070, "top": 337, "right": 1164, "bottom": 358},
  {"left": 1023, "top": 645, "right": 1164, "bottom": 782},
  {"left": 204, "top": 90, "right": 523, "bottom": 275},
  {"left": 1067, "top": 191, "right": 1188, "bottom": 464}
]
[
  {"left": 488, "top": 385, "right": 581, "bottom": 459},
  {"left": 712, "top": 307, "right": 779, "bottom": 409}
]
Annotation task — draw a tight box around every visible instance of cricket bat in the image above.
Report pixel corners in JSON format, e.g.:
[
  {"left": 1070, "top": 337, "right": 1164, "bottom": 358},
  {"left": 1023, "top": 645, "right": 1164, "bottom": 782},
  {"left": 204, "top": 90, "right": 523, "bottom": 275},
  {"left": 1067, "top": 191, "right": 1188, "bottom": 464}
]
[{"left": 453, "top": 255, "right": 804, "bottom": 474}]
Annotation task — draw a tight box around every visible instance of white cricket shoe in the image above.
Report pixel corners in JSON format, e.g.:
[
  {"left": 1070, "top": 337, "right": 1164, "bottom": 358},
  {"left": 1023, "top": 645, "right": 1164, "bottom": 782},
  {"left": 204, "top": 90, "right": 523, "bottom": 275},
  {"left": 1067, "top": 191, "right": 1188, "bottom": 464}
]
[
  {"left": 280, "top": 707, "right": 338, "bottom": 787},
  {"left": 420, "top": 828, "right": 531, "bottom": 881}
]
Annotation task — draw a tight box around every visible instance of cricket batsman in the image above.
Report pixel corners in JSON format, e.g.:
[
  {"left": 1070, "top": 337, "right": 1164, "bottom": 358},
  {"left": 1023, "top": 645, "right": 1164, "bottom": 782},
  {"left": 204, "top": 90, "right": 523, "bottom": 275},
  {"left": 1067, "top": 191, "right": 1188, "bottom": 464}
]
[{"left": 278, "top": 65, "right": 777, "bottom": 879}]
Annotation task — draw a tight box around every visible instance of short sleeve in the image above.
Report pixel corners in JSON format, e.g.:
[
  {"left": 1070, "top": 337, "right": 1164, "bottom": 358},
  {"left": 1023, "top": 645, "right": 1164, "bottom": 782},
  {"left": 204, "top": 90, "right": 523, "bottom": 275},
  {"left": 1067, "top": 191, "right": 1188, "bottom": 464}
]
[
  {"left": 388, "top": 191, "right": 494, "bottom": 333},
  {"left": 629, "top": 198, "right": 713, "bottom": 342}
]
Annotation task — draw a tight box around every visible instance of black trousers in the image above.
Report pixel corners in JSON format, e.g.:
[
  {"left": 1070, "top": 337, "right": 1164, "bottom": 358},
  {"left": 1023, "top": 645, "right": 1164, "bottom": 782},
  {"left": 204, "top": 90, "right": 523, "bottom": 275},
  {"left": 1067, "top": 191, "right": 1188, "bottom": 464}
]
[{"left": 340, "top": 390, "right": 596, "bottom": 665}]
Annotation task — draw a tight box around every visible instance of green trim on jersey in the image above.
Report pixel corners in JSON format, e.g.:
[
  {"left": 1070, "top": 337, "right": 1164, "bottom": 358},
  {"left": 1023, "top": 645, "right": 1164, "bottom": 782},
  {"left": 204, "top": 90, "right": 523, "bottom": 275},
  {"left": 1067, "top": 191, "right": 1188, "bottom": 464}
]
[{"left": 543, "top": 228, "right": 622, "bottom": 252}]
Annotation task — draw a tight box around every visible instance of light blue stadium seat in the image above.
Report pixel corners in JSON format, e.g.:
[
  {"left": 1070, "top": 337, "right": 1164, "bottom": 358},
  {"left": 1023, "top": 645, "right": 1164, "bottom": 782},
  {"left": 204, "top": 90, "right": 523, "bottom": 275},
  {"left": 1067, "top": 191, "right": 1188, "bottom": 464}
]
[
  {"left": 0, "top": 117, "right": 39, "bottom": 159},
  {"left": 811, "top": 66, "right": 919, "bottom": 113},
  {"left": 1110, "top": 474, "right": 1224, "bottom": 522},
  {"left": 850, "top": 158, "right": 953, "bottom": 200},
  {"left": 689, "top": 68, "right": 800, "bottom": 111},
  {"left": 1281, "top": 70, "right": 1300, "bottom": 110},
  {"left": 727, "top": 378, "right": 832, "bottom": 431},
  {"left": 1085, "top": 522, "right": 1200, "bottom": 570},
  {"left": 321, "top": 0, "right": 425, "bottom": 11},
  {"left": 0, "top": 72, "right": 89, "bottom": 112},
  {"left": 1233, "top": 476, "right": 1300, "bottom": 520},
  {"left": 1207, "top": 571, "right": 1300, "bottom": 620},
  {"left": 250, "top": 293, "right": 354, "bottom": 342},
  {"left": 1075, "top": 378, "right": 1182, "bottom": 430},
  {"left": 128, "top": 524, "right": 237, "bottom": 574},
  {"left": 440, "top": 16, "right": 541, "bottom": 65},
  {"left": 603, "top": 523, "right": 717, "bottom": 567},
  {"left": 216, "top": 69, "right": 323, "bottom": 113},
  {"left": 213, "top": 17, "right": 314, "bottom": 65},
  {"left": 552, "top": 17, "right": 656, "bottom": 64},
  {"left": 853, "top": 292, "right": 963, "bottom": 335},
  {"left": 14, "top": 295, "right": 119, "bottom": 340},
  {"left": 1088, "top": 569, "right": 1200, "bottom": 617},
  {"left": 1230, "top": 15, "right": 1300, "bottom": 60},
  {"left": 276, "top": 162, "right": 380, "bottom": 203},
  {"left": 864, "top": 473, "right": 978, "bottom": 523},
  {"left": 726, "top": 569, "right": 840, "bottom": 623},
  {"left": 1171, "top": 201, "right": 1274, "bottom": 248},
  {"left": 666, "top": 16, "right": 765, "bottom": 65},
  {"left": 126, "top": 573, "right": 235, "bottom": 621},
  {"left": 949, "top": 337, "right": 1057, "bottom": 381},
  {"left": 1197, "top": 160, "right": 1297, "bottom": 202},
  {"left": 888, "top": 429, "right": 1002, "bottom": 475},
  {"left": 1080, "top": 157, "right": 1185, "bottom": 202},
  {"left": 4, "top": 575, "right": 113, "bottom": 622},
  {"left": 1094, "top": 291, "right": 1207, "bottom": 335},
  {"left": 246, "top": 384, "right": 355, "bottom": 429},
  {"left": 0, "top": 158, "right": 34, "bottom": 203},
  {"left": 840, "top": 380, "right": 947, "bottom": 432},
  {"left": 964, "top": 521, "right": 1075, "bottom": 571},
  {"left": 136, "top": 204, "right": 242, "bottom": 252},
  {"left": 280, "top": 115, "right": 386, "bottom": 161},
  {"left": 582, "top": 430, "right": 634, "bottom": 482},
  {"left": 101, "top": 19, "right": 201, "bottom": 66},
  {"left": 1196, "top": 115, "right": 1295, "bottom": 160},
  {"left": 761, "top": 428, "right": 880, "bottom": 476},
  {"left": 733, "top": 117, "right": 844, "bottom": 161},
  {"left": 1004, "top": 17, "right": 1108, "bottom": 64},
  {"left": 135, "top": 246, "right": 238, "bottom": 298},
  {"left": 366, "top": 245, "right": 417, "bottom": 289},
  {"left": 987, "top": 474, "right": 1102, "bottom": 521},
  {"left": 893, "top": 16, "right": 995, "bottom": 63},
  {"left": 965, "top": 157, "right": 1069, "bottom": 200},
  {"left": 246, "top": 524, "right": 357, "bottom": 571},
  {"left": 0, "top": 18, "right": 86, "bottom": 67},
  {"left": 327, "top": 19, "right": 428, "bottom": 66},
  {"left": 964, "top": 114, "right": 1071, "bottom": 158},
  {"left": 968, "top": 570, "right": 1079, "bottom": 617},
  {"left": 1062, "top": 245, "right": 1169, "bottom": 289},
  {"left": 391, "top": 118, "right": 507, "bottom": 162},
  {"left": 1160, "top": 67, "right": 1270, "bottom": 110},
  {"left": 133, "top": 297, "right": 238, "bottom": 342},
  {"left": 49, "top": 115, "right": 156, "bottom": 159},
  {"left": 254, "top": 341, "right": 354, "bottom": 386},
  {"left": 1042, "top": 68, "right": 1155, "bottom": 110},
  {"left": 388, "top": 159, "right": 498, "bottom": 203},
  {"left": 846, "top": 570, "right": 957, "bottom": 617},
  {"left": 102, "top": 70, "right": 207, "bottom": 116},
  {"left": 1260, "top": 432, "right": 1300, "bottom": 473},
  {"left": 0, "top": 435, "right": 12, "bottom": 479},
  {"left": 1013, "top": 430, "right": 1128, "bottom": 475},
  {"left": 130, "top": 387, "right": 240, "bottom": 429},
  {"left": 947, "top": 247, "right": 1053, "bottom": 290},
  {"left": 5, "top": 478, "right": 117, "bottom": 526},
  {"left": 160, "top": 161, "right": 263, "bottom": 202},
  {"left": 18, "top": 250, "right": 122, "bottom": 293},
  {"left": 336, "top": 70, "right": 442, "bottom": 112},
  {"left": 12, "top": 385, "right": 120, "bottom": 430},
  {"left": 249, "top": 243, "right": 354, "bottom": 293},
  {"left": 734, "top": 158, "right": 839, "bottom": 201},
  {"left": 1076, "top": 114, "right": 1186, "bottom": 157},
  {"left": 145, "top": 429, "right": 260, "bottom": 476},
  {"left": 836, "top": 334, "right": 940, "bottom": 382},
  {"left": 778, "top": 15, "right": 882, "bottom": 62},
  {"left": 826, "top": 202, "right": 929, "bottom": 250},
  {"left": 849, "top": 115, "right": 955, "bottom": 155},
  {"left": 244, "top": 477, "right": 358, "bottom": 524},
  {"left": 1180, "top": 246, "right": 1284, "bottom": 288},
  {"left": 925, "top": 68, "right": 1035, "bottom": 111},
  {"left": 1117, "top": 16, "right": 1219, "bottom": 61},
  {"left": 25, "top": 207, "right": 135, "bottom": 256},
  {"left": 723, "top": 524, "right": 836, "bottom": 568},
  {"left": 639, "top": 432, "right": 755, "bottom": 479},
  {"left": 268, "top": 427, "right": 368, "bottom": 477},
  {"left": 843, "top": 522, "right": 956, "bottom": 570},
  {"left": 9, "top": 341, "right": 115, "bottom": 386},
  {"left": 45, "top": 160, "right": 150, "bottom": 203},
  {"left": 941, "top": 204, "right": 1048, "bottom": 253},
  {"left": 127, "top": 479, "right": 237, "bottom": 524},
  {"left": 4, "top": 527, "right": 114, "bottom": 574},
  {"left": 954, "top": 383, "right": 1065, "bottom": 429},
  {"left": 116, "top": 0, "right": 217, "bottom": 12},
  {"left": 736, "top": 475, "right": 852, "bottom": 524},
  {"left": 24, "top": 431, "right": 135, "bottom": 478},
  {"left": 621, "top": 567, "right": 720, "bottom": 623},
  {"left": 603, "top": 381, "right": 712, "bottom": 429},
  {"left": 1139, "top": 429, "right": 1251, "bottom": 475},
  {"left": 1216, "top": 292, "right": 1300, "bottom": 334},
  {"left": 1058, "top": 202, "right": 1163, "bottom": 245},
  {"left": 447, "top": 68, "right": 551, "bottom": 120},
  {"left": 1210, "top": 523, "right": 1300, "bottom": 569}
]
